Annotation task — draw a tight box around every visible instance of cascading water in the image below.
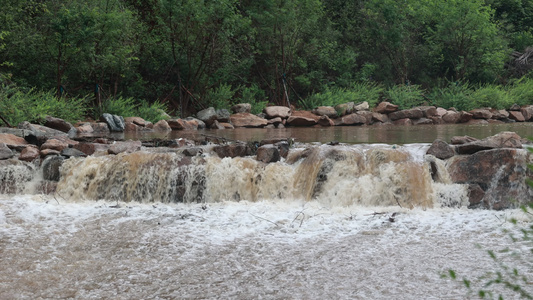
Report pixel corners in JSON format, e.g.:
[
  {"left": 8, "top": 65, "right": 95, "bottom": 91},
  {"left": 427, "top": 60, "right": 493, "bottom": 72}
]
[
  {"left": 46, "top": 144, "right": 469, "bottom": 208},
  {"left": 2, "top": 142, "right": 533, "bottom": 299}
]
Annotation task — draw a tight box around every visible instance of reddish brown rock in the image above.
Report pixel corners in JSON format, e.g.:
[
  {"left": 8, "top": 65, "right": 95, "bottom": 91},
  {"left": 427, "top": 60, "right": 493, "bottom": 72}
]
[
  {"left": 509, "top": 111, "right": 525, "bottom": 122},
  {"left": 124, "top": 122, "right": 139, "bottom": 132},
  {"left": 267, "top": 117, "right": 283, "bottom": 125},
  {"left": 457, "top": 111, "right": 473, "bottom": 123},
  {"left": 213, "top": 144, "right": 252, "bottom": 158},
  {"left": 426, "top": 139, "right": 455, "bottom": 160},
  {"left": 76, "top": 123, "right": 94, "bottom": 134},
  {"left": 356, "top": 111, "right": 373, "bottom": 124},
  {"left": 256, "top": 144, "right": 281, "bottom": 163},
  {"left": 0, "top": 133, "right": 28, "bottom": 149},
  {"left": 219, "top": 122, "right": 234, "bottom": 129},
  {"left": 447, "top": 148, "right": 533, "bottom": 209},
  {"left": 490, "top": 109, "right": 509, "bottom": 120},
  {"left": 435, "top": 107, "right": 448, "bottom": 117},
  {"left": 40, "top": 149, "right": 61, "bottom": 157},
  {"left": 41, "top": 138, "right": 69, "bottom": 152},
  {"left": 340, "top": 113, "right": 366, "bottom": 125},
  {"left": 454, "top": 131, "right": 522, "bottom": 155},
  {"left": 74, "top": 142, "right": 110, "bottom": 155},
  {"left": 372, "top": 112, "right": 389, "bottom": 123},
  {"left": 520, "top": 105, "right": 533, "bottom": 121},
  {"left": 312, "top": 106, "right": 338, "bottom": 118},
  {"left": 44, "top": 116, "right": 74, "bottom": 133},
  {"left": 389, "top": 109, "right": 424, "bottom": 121},
  {"left": 19, "top": 146, "right": 40, "bottom": 162},
  {"left": 317, "top": 115, "right": 335, "bottom": 126},
  {"left": 210, "top": 120, "right": 226, "bottom": 129},
  {"left": 264, "top": 106, "right": 291, "bottom": 119},
  {"left": 124, "top": 117, "right": 148, "bottom": 127},
  {"left": 374, "top": 101, "right": 398, "bottom": 114},
  {"left": 168, "top": 118, "right": 199, "bottom": 130},
  {"left": 287, "top": 115, "right": 318, "bottom": 126},
  {"left": 415, "top": 106, "right": 438, "bottom": 117},
  {"left": 469, "top": 109, "right": 492, "bottom": 119},
  {"left": 230, "top": 113, "right": 268, "bottom": 128},
  {"left": 442, "top": 111, "right": 461, "bottom": 123},
  {"left": 153, "top": 120, "right": 172, "bottom": 131},
  {"left": 465, "top": 119, "right": 488, "bottom": 125}
]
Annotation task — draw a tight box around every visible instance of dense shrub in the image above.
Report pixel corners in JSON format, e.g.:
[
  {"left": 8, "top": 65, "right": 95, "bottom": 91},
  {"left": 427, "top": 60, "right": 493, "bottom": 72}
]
[
  {"left": 507, "top": 77, "right": 533, "bottom": 106},
  {"left": 97, "top": 96, "right": 170, "bottom": 123},
  {"left": 384, "top": 84, "right": 425, "bottom": 110},
  {"left": 299, "top": 82, "right": 383, "bottom": 110},
  {"left": 429, "top": 82, "right": 473, "bottom": 111},
  {"left": 469, "top": 84, "right": 512, "bottom": 110},
  {"left": 0, "top": 84, "right": 88, "bottom": 126}
]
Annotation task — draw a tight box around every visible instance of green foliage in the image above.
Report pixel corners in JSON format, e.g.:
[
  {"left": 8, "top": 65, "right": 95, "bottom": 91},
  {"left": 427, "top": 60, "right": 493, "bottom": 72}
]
[
  {"left": 135, "top": 100, "right": 169, "bottom": 123},
  {"left": 429, "top": 82, "right": 473, "bottom": 110},
  {"left": 300, "top": 82, "right": 383, "bottom": 109},
  {"left": 96, "top": 97, "right": 169, "bottom": 123},
  {"left": 202, "top": 84, "right": 235, "bottom": 110},
  {"left": 469, "top": 85, "right": 512, "bottom": 110},
  {"left": 384, "top": 84, "right": 425, "bottom": 110},
  {"left": 240, "top": 84, "right": 268, "bottom": 115},
  {"left": 98, "top": 96, "right": 137, "bottom": 118},
  {"left": 0, "top": 84, "right": 88, "bottom": 126},
  {"left": 507, "top": 77, "right": 533, "bottom": 106}
]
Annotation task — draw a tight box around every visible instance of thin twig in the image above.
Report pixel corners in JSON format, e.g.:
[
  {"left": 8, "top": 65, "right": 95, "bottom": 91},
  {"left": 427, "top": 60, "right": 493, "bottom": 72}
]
[{"left": 249, "top": 213, "right": 280, "bottom": 227}]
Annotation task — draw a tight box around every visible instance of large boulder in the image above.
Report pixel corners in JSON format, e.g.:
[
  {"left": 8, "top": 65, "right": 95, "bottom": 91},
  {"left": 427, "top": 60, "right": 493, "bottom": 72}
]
[
  {"left": 124, "top": 117, "right": 149, "bottom": 127},
  {"left": 442, "top": 111, "right": 461, "bottom": 124},
  {"left": 0, "top": 143, "right": 14, "bottom": 160},
  {"left": 19, "top": 146, "right": 40, "bottom": 162},
  {"left": 216, "top": 109, "right": 231, "bottom": 122},
  {"left": 40, "top": 138, "right": 70, "bottom": 152},
  {"left": 153, "top": 120, "right": 172, "bottom": 131},
  {"left": 509, "top": 110, "right": 526, "bottom": 122},
  {"left": 374, "top": 101, "right": 398, "bottom": 114},
  {"left": 44, "top": 116, "right": 75, "bottom": 133},
  {"left": 469, "top": 109, "right": 492, "bottom": 119},
  {"left": 353, "top": 101, "right": 370, "bottom": 112},
  {"left": 42, "top": 155, "right": 65, "bottom": 181},
  {"left": 230, "top": 113, "right": 268, "bottom": 128},
  {"left": 167, "top": 118, "right": 198, "bottom": 130},
  {"left": 0, "top": 133, "right": 28, "bottom": 150},
  {"left": 520, "top": 105, "right": 533, "bottom": 121},
  {"left": 213, "top": 144, "right": 253, "bottom": 158},
  {"left": 99, "top": 113, "right": 125, "bottom": 132},
  {"left": 264, "top": 106, "right": 291, "bottom": 119},
  {"left": 446, "top": 148, "right": 533, "bottom": 209},
  {"left": 197, "top": 107, "right": 218, "bottom": 126},
  {"left": 256, "top": 144, "right": 281, "bottom": 163},
  {"left": 490, "top": 109, "right": 509, "bottom": 120},
  {"left": 426, "top": 139, "right": 455, "bottom": 160},
  {"left": 18, "top": 122, "right": 68, "bottom": 145},
  {"left": 286, "top": 111, "right": 319, "bottom": 126},
  {"left": 312, "top": 106, "right": 338, "bottom": 118},
  {"left": 388, "top": 108, "right": 424, "bottom": 121},
  {"left": 74, "top": 142, "right": 110, "bottom": 156},
  {"left": 454, "top": 131, "right": 522, "bottom": 155},
  {"left": 415, "top": 106, "right": 438, "bottom": 118},
  {"left": 340, "top": 113, "right": 366, "bottom": 125}
]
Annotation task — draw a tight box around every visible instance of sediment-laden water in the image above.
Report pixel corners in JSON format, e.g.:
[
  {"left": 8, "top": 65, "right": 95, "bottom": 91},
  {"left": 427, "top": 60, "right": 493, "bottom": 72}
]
[
  {"left": 1, "top": 141, "right": 533, "bottom": 299},
  {"left": 1, "top": 195, "right": 532, "bottom": 299}
]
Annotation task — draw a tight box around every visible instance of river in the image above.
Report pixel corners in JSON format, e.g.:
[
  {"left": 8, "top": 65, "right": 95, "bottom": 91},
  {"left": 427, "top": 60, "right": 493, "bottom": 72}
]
[{"left": 1, "top": 123, "right": 533, "bottom": 299}]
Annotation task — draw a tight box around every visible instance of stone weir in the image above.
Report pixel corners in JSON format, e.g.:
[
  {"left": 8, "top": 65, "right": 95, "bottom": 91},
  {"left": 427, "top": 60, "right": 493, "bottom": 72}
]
[{"left": 0, "top": 122, "right": 531, "bottom": 209}]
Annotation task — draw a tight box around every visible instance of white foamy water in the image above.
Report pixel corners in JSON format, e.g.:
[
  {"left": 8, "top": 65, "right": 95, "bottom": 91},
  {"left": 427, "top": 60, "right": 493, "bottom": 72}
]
[{"left": 1, "top": 194, "right": 532, "bottom": 299}]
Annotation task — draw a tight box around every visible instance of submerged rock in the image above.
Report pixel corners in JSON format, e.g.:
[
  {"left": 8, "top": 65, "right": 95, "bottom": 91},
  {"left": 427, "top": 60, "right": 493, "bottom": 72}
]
[{"left": 42, "top": 155, "right": 65, "bottom": 181}]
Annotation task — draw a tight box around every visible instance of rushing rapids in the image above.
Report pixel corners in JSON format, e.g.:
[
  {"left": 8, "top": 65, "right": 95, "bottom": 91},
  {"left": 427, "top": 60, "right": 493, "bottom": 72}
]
[{"left": 1, "top": 142, "right": 518, "bottom": 208}]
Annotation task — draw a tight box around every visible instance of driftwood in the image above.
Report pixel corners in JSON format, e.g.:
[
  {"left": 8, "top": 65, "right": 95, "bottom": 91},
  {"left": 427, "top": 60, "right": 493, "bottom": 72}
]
[{"left": 509, "top": 46, "right": 533, "bottom": 77}]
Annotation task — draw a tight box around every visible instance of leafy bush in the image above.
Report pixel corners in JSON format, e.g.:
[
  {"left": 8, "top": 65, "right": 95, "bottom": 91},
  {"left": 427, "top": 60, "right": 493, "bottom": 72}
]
[
  {"left": 97, "top": 96, "right": 137, "bottom": 118},
  {"left": 240, "top": 84, "right": 268, "bottom": 115},
  {"left": 469, "top": 84, "right": 512, "bottom": 110},
  {"left": 0, "top": 84, "right": 88, "bottom": 126},
  {"left": 299, "top": 82, "right": 384, "bottom": 109},
  {"left": 135, "top": 100, "right": 169, "bottom": 123},
  {"left": 96, "top": 96, "right": 170, "bottom": 123},
  {"left": 507, "top": 77, "right": 533, "bottom": 106},
  {"left": 429, "top": 82, "right": 473, "bottom": 110},
  {"left": 203, "top": 84, "right": 234, "bottom": 110},
  {"left": 384, "top": 84, "right": 425, "bottom": 110}
]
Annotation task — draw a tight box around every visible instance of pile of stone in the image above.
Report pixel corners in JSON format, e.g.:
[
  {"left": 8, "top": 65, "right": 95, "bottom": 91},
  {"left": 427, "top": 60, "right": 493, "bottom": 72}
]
[{"left": 426, "top": 131, "right": 532, "bottom": 210}]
